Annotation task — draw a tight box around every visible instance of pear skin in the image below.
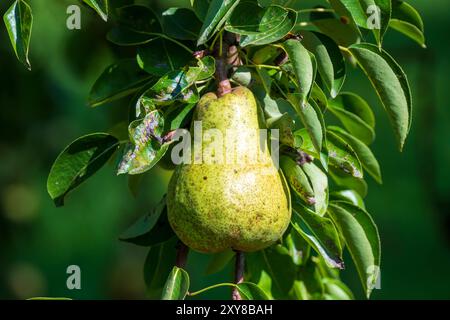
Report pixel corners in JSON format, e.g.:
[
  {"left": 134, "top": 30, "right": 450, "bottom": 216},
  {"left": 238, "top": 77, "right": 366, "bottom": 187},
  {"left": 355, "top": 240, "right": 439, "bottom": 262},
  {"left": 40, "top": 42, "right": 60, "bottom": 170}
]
[{"left": 167, "top": 87, "right": 291, "bottom": 253}]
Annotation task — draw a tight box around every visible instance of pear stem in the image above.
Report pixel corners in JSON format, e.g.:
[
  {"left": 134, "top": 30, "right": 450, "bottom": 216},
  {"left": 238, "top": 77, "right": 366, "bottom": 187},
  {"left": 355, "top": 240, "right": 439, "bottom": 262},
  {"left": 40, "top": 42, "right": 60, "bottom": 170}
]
[
  {"left": 214, "top": 32, "right": 240, "bottom": 97},
  {"left": 175, "top": 241, "right": 189, "bottom": 268},
  {"left": 232, "top": 250, "right": 245, "bottom": 300}
]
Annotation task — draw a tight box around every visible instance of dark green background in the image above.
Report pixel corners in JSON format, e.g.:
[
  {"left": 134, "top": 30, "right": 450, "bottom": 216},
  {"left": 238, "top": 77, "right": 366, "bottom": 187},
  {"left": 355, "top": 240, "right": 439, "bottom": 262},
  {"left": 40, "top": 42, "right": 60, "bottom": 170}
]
[{"left": 0, "top": 0, "right": 449, "bottom": 299}]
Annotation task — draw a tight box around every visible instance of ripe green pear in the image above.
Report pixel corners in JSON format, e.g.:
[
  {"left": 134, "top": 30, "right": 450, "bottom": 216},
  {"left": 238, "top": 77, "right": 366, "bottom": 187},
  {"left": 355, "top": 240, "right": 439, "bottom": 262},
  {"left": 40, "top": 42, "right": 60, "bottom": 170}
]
[{"left": 167, "top": 87, "right": 291, "bottom": 253}]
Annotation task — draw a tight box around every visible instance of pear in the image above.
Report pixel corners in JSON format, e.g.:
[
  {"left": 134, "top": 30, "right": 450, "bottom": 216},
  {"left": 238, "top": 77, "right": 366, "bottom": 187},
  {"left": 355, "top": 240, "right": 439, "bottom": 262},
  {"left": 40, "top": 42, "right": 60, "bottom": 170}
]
[{"left": 167, "top": 87, "right": 291, "bottom": 253}]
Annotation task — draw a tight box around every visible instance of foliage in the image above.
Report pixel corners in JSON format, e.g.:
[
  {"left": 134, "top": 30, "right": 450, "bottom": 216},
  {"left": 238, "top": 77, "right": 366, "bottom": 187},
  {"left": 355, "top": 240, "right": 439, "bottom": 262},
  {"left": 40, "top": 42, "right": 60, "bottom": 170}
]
[{"left": 3, "top": 0, "right": 426, "bottom": 300}]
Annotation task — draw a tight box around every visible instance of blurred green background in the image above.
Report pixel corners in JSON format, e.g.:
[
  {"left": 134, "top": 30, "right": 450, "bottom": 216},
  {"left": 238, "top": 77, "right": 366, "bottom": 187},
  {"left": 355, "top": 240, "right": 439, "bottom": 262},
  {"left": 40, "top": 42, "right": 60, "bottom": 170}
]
[{"left": 0, "top": 0, "right": 449, "bottom": 299}]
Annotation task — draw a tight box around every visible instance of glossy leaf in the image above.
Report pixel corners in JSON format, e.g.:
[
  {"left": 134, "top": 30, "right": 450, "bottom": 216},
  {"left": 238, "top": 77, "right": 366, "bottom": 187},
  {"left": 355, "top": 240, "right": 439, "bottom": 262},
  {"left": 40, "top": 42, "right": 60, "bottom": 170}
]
[
  {"left": 137, "top": 39, "right": 193, "bottom": 76},
  {"left": 283, "top": 40, "right": 316, "bottom": 107},
  {"left": 329, "top": 167, "right": 368, "bottom": 198},
  {"left": 162, "top": 7, "right": 202, "bottom": 40},
  {"left": 161, "top": 266, "right": 190, "bottom": 300},
  {"left": 107, "top": 27, "right": 157, "bottom": 46},
  {"left": 281, "top": 156, "right": 315, "bottom": 205},
  {"left": 83, "top": 0, "right": 108, "bottom": 21},
  {"left": 329, "top": 126, "right": 382, "bottom": 183},
  {"left": 390, "top": 0, "right": 426, "bottom": 47},
  {"left": 284, "top": 230, "right": 310, "bottom": 266},
  {"left": 328, "top": 201, "right": 381, "bottom": 298},
  {"left": 4, "top": 0, "right": 33, "bottom": 70},
  {"left": 349, "top": 43, "right": 412, "bottom": 151},
  {"left": 197, "top": 0, "right": 240, "bottom": 45},
  {"left": 47, "top": 133, "right": 119, "bottom": 206},
  {"left": 288, "top": 95, "right": 323, "bottom": 154},
  {"left": 330, "top": 189, "right": 366, "bottom": 209},
  {"left": 329, "top": 0, "right": 391, "bottom": 47},
  {"left": 326, "top": 130, "right": 363, "bottom": 178},
  {"left": 226, "top": 3, "right": 297, "bottom": 46},
  {"left": 310, "top": 17, "right": 360, "bottom": 47},
  {"left": 328, "top": 92, "right": 375, "bottom": 145},
  {"left": 118, "top": 111, "right": 170, "bottom": 175},
  {"left": 164, "top": 103, "right": 197, "bottom": 131},
  {"left": 302, "top": 162, "right": 329, "bottom": 216},
  {"left": 89, "top": 59, "right": 153, "bottom": 107},
  {"left": 301, "top": 31, "right": 346, "bottom": 98},
  {"left": 246, "top": 245, "right": 296, "bottom": 299},
  {"left": 142, "top": 62, "right": 210, "bottom": 105},
  {"left": 237, "top": 282, "right": 271, "bottom": 300},
  {"left": 291, "top": 202, "right": 344, "bottom": 269}
]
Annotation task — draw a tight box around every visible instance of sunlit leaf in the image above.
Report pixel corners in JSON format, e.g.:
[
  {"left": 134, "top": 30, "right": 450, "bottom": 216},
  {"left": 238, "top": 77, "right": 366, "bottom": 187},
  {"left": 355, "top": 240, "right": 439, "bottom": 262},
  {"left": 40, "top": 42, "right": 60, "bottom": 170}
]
[
  {"left": 197, "top": 0, "right": 240, "bottom": 45},
  {"left": 3, "top": 0, "right": 33, "bottom": 70},
  {"left": 328, "top": 201, "right": 381, "bottom": 298},
  {"left": 292, "top": 202, "right": 344, "bottom": 269},
  {"left": 226, "top": 3, "right": 297, "bottom": 47},
  {"left": 89, "top": 59, "right": 153, "bottom": 107},
  {"left": 47, "top": 133, "right": 119, "bottom": 206},
  {"left": 161, "top": 266, "right": 190, "bottom": 300},
  {"left": 348, "top": 43, "right": 412, "bottom": 151}
]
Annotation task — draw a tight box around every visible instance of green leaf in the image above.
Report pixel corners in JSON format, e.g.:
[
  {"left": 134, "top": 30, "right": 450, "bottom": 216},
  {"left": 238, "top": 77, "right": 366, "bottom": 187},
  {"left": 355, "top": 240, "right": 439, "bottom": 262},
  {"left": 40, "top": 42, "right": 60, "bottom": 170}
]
[
  {"left": 192, "top": 0, "right": 211, "bottom": 21},
  {"left": 291, "top": 202, "right": 344, "bottom": 269},
  {"left": 301, "top": 31, "right": 346, "bottom": 98},
  {"left": 89, "top": 59, "right": 153, "bottom": 107},
  {"left": 4, "top": 0, "right": 33, "bottom": 70},
  {"left": 284, "top": 230, "right": 310, "bottom": 266},
  {"left": 226, "top": 4, "right": 297, "bottom": 47},
  {"left": 328, "top": 92, "right": 375, "bottom": 145},
  {"left": 326, "top": 130, "right": 363, "bottom": 178},
  {"left": 142, "top": 61, "right": 212, "bottom": 105},
  {"left": 310, "top": 83, "right": 328, "bottom": 113},
  {"left": 164, "top": 103, "right": 197, "bottom": 131},
  {"left": 106, "top": 27, "right": 158, "bottom": 46},
  {"left": 246, "top": 245, "right": 296, "bottom": 299},
  {"left": 291, "top": 260, "right": 324, "bottom": 300},
  {"left": 162, "top": 7, "right": 202, "bottom": 40},
  {"left": 197, "top": 0, "right": 240, "bottom": 46},
  {"left": 205, "top": 249, "right": 234, "bottom": 275},
  {"left": 288, "top": 95, "right": 323, "bottom": 154},
  {"left": 348, "top": 43, "right": 412, "bottom": 151},
  {"left": 237, "top": 282, "right": 271, "bottom": 300},
  {"left": 161, "top": 266, "right": 190, "bottom": 300},
  {"left": 328, "top": 201, "right": 380, "bottom": 298},
  {"left": 389, "top": 0, "right": 426, "bottom": 47},
  {"left": 47, "top": 133, "right": 119, "bottom": 206},
  {"left": 281, "top": 156, "right": 315, "bottom": 205},
  {"left": 302, "top": 162, "right": 329, "bottom": 216},
  {"left": 119, "top": 195, "right": 175, "bottom": 246},
  {"left": 118, "top": 111, "right": 170, "bottom": 175},
  {"left": 115, "top": 5, "right": 161, "bottom": 33},
  {"left": 83, "top": 0, "right": 108, "bottom": 21},
  {"left": 330, "top": 189, "right": 366, "bottom": 209},
  {"left": 282, "top": 40, "right": 316, "bottom": 107},
  {"left": 329, "top": 126, "right": 382, "bottom": 183},
  {"left": 144, "top": 238, "right": 177, "bottom": 298},
  {"left": 137, "top": 39, "right": 193, "bottom": 76},
  {"left": 329, "top": 0, "right": 391, "bottom": 47},
  {"left": 329, "top": 167, "right": 368, "bottom": 197},
  {"left": 323, "top": 278, "right": 354, "bottom": 300},
  {"left": 309, "top": 17, "right": 360, "bottom": 47}
]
